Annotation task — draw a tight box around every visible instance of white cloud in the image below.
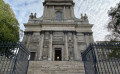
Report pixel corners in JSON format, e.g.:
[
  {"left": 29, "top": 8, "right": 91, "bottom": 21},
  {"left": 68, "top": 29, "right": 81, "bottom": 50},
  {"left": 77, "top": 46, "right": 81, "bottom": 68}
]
[
  {"left": 3, "top": 0, "right": 120, "bottom": 41},
  {"left": 4, "top": 0, "right": 44, "bottom": 29},
  {"left": 74, "top": 0, "right": 119, "bottom": 41}
]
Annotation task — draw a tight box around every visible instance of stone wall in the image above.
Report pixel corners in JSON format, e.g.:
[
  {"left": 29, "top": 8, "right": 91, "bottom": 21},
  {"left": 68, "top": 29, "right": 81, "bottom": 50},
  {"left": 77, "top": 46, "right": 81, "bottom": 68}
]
[{"left": 23, "top": 31, "right": 93, "bottom": 61}]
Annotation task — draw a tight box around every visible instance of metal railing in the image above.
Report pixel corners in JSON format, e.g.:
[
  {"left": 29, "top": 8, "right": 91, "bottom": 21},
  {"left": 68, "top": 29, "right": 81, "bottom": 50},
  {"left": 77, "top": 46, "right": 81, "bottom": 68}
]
[
  {"left": 0, "top": 42, "right": 30, "bottom": 74},
  {"left": 82, "top": 42, "right": 120, "bottom": 74}
]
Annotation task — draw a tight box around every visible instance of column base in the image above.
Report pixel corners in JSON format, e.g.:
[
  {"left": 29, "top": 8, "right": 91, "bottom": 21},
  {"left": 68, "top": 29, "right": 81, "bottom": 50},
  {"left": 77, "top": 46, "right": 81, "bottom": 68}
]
[
  {"left": 48, "top": 58, "right": 52, "bottom": 61},
  {"left": 38, "top": 58, "right": 43, "bottom": 61}
]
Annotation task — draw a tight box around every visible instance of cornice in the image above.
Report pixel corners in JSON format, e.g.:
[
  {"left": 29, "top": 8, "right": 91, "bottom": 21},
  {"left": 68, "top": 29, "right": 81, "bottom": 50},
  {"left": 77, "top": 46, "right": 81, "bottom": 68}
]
[
  {"left": 24, "top": 22, "right": 93, "bottom": 27},
  {"left": 43, "top": 0, "right": 74, "bottom": 6}
]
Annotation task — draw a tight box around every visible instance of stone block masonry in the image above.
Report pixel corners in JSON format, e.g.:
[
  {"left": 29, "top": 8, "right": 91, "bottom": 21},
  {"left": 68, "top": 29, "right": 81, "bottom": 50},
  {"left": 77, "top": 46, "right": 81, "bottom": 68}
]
[{"left": 28, "top": 61, "right": 85, "bottom": 74}]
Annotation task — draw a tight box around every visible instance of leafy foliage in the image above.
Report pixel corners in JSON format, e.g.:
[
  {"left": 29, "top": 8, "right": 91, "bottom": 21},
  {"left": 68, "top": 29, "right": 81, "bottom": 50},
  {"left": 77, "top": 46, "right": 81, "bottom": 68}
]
[
  {"left": 0, "top": 42, "right": 17, "bottom": 58},
  {"left": 106, "top": 46, "right": 120, "bottom": 59},
  {"left": 105, "top": 2, "right": 120, "bottom": 58},
  {"left": 0, "top": 0, "right": 19, "bottom": 42},
  {"left": 0, "top": 0, "right": 19, "bottom": 58},
  {"left": 106, "top": 2, "right": 120, "bottom": 41}
]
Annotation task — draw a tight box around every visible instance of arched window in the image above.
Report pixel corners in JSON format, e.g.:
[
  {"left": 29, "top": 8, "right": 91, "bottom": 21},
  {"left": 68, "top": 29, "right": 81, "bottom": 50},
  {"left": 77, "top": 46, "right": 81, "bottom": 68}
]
[{"left": 56, "top": 11, "right": 62, "bottom": 21}]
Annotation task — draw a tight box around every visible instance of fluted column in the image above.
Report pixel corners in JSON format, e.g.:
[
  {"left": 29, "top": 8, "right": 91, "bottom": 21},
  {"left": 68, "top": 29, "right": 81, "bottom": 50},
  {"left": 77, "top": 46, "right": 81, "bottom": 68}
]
[
  {"left": 71, "top": 5, "right": 74, "bottom": 18},
  {"left": 52, "top": 6, "right": 55, "bottom": 20},
  {"left": 34, "top": 32, "right": 41, "bottom": 60},
  {"left": 48, "top": 32, "right": 53, "bottom": 61},
  {"left": 64, "top": 6, "right": 66, "bottom": 19},
  {"left": 85, "top": 33, "right": 89, "bottom": 46},
  {"left": 43, "top": 5, "right": 47, "bottom": 18},
  {"left": 65, "top": 32, "right": 69, "bottom": 60},
  {"left": 39, "top": 32, "right": 44, "bottom": 60},
  {"left": 45, "top": 6, "right": 47, "bottom": 17},
  {"left": 73, "top": 32, "right": 79, "bottom": 60},
  {"left": 26, "top": 36, "right": 30, "bottom": 48},
  {"left": 90, "top": 33, "right": 94, "bottom": 43},
  {"left": 26, "top": 33, "right": 32, "bottom": 49},
  {"left": 22, "top": 34, "right": 27, "bottom": 45}
]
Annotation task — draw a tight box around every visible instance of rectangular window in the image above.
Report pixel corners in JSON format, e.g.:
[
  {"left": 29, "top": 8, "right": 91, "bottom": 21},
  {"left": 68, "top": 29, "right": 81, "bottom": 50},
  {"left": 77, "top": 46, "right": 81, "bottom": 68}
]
[
  {"left": 30, "top": 52, "right": 36, "bottom": 61},
  {"left": 56, "top": 11, "right": 62, "bottom": 21}
]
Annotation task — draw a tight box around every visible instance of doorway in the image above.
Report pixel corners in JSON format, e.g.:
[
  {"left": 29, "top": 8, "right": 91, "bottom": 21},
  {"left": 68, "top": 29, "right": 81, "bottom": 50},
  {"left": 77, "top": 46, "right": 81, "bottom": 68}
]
[
  {"left": 55, "top": 48, "right": 62, "bottom": 61},
  {"left": 30, "top": 52, "right": 35, "bottom": 61}
]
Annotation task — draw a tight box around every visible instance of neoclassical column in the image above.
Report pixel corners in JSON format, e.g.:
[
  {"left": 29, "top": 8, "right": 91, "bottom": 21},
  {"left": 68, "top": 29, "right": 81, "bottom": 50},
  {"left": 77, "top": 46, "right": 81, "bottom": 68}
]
[
  {"left": 39, "top": 32, "right": 44, "bottom": 60},
  {"left": 48, "top": 32, "right": 53, "bottom": 61},
  {"left": 64, "top": 6, "right": 66, "bottom": 19},
  {"left": 26, "top": 32, "right": 32, "bottom": 49},
  {"left": 33, "top": 32, "right": 41, "bottom": 60},
  {"left": 71, "top": 5, "right": 74, "bottom": 18},
  {"left": 90, "top": 33, "right": 94, "bottom": 43},
  {"left": 26, "top": 35, "right": 30, "bottom": 49},
  {"left": 84, "top": 33, "right": 90, "bottom": 46},
  {"left": 52, "top": 6, "right": 55, "bottom": 20},
  {"left": 22, "top": 34, "right": 27, "bottom": 45},
  {"left": 43, "top": 5, "right": 47, "bottom": 18},
  {"left": 65, "top": 32, "right": 69, "bottom": 61},
  {"left": 73, "top": 32, "right": 79, "bottom": 60}
]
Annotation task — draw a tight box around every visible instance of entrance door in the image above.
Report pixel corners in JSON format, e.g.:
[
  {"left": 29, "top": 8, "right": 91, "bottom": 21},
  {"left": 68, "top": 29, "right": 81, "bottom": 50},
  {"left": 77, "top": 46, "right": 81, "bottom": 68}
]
[
  {"left": 30, "top": 52, "right": 35, "bottom": 61},
  {"left": 55, "top": 48, "right": 62, "bottom": 61}
]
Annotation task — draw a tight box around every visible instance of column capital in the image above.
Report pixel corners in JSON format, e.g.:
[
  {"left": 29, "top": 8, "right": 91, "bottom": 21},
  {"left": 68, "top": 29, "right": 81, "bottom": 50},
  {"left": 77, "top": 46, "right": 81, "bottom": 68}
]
[
  {"left": 64, "top": 31, "right": 69, "bottom": 34},
  {"left": 72, "top": 31, "right": 77, "bottom": 34},
  {"left": 83, "top": 32, "right": 93, "bottom": 35},
  {"left": 33, "top": 32, "right": 40, "bottom": 35},
  {"left": 40, "top": 31, "right": 45, "bottom": 34},
  {"left": 49, "top": 31, "right": 53, "bottom": 34},
  {"left": 24, "top": 31, "right": 33, "bottom": 35}
]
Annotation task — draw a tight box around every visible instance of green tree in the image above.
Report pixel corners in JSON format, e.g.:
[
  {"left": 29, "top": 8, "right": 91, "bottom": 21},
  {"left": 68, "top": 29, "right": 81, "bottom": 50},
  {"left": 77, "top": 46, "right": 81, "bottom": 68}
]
[
  {"left": 106, "top": 2, "right": 120, "bottom": 41},
  {"left": 0, "top": 0, "right": 19, "bottom": 42},
  {"left": 0, "top": 0, "right": 19, "bottom": 58},
  {"left": 105, "top": 2, "right": 120, "bottom": 59}
]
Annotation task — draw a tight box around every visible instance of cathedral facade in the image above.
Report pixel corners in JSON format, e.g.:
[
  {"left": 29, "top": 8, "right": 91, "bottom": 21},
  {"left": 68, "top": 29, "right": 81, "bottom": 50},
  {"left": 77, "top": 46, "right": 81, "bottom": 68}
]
[{"left": 23, "top": 0, "right": 94, "bottom": 74}]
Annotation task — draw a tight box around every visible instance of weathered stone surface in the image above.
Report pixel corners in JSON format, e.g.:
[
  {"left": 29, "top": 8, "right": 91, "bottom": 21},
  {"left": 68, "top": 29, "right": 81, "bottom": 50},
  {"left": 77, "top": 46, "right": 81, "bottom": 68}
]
[
  {"left": 28, "top": 61, "right": 85, "bottom": 74},
  {"left": 22, "top": 0, "right": 94, "bottom": 73}
]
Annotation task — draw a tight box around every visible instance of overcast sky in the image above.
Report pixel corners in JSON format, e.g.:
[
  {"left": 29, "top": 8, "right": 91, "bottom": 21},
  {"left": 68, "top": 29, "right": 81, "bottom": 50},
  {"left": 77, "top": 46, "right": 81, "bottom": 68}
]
[{"left": 4, "top": 0, "right": 120, "bottom": 41}]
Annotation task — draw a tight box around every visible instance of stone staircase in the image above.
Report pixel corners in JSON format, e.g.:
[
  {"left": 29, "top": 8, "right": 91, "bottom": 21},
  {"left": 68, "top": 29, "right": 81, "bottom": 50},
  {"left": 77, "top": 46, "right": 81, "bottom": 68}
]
[{"left": 28, "top": 61, "right": 85, "bottom": 74}]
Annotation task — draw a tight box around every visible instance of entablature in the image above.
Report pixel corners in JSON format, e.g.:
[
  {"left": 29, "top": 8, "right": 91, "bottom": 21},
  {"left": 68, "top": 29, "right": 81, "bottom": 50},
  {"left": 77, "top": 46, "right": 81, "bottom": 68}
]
[{"left": 43, "top": 0, "right": 74, "bottom": 6}]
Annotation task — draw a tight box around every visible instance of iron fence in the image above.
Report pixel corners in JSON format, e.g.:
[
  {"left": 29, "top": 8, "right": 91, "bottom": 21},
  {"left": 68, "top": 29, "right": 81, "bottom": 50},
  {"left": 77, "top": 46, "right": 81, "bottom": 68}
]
[
  {"left": 0, "top": 42, "right": 30, "bottom": 74},
  {"left": 82, "top": 42, "right": 120, "bottom": 74}
]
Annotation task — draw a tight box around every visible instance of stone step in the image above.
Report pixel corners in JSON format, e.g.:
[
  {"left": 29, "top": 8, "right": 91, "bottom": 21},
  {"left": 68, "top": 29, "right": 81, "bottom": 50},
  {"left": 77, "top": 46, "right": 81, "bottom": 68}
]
[{"left": 28, "top": 61, "right": 85, "bottom": 74}]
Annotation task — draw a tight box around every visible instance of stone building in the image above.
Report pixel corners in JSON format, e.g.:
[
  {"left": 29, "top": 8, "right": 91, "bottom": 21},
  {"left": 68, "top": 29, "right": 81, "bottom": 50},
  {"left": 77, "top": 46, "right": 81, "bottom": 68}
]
[{"left": 23, "top": 0, "right": 94, "bottom": 74}]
